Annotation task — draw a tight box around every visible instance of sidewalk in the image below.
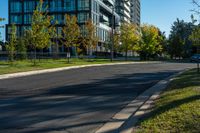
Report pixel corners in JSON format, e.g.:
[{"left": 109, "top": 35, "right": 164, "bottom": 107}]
[{"left": 0, "top": 61, "right": 158, "bottom": 80}]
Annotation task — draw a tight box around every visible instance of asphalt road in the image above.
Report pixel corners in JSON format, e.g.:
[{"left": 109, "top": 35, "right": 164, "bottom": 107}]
[{"left": 0, "top": 62, "right": 195, "bottom": 133}]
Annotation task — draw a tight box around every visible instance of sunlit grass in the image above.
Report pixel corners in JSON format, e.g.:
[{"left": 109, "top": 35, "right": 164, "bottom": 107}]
[
  {"left": 0, "top": 58, "right": 127, "bottom": 75},
  {"left": 136, "top": 69, "right": 200, "bottom": 133}
]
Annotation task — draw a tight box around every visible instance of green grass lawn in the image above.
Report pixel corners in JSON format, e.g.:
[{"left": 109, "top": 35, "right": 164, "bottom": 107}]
[
  {"left": 0, "top": 58, "right": 128, "bottom": 75},
  {"left": 136, "top": 69, "right": 200, "bottom": 133}
]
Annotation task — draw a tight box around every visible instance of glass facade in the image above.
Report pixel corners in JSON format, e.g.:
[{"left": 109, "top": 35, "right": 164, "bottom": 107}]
[
  {"left": 24, "top": 14, "right": 32, "bottom": 24},
  {"left": 24, "top": 1, "right": 36, "bottom": 13},
  {"left": 50, "top": 0, "right": 62, "bottom": 12},
  {"left": 10, "top": 1, "right": 22, "bottom": 13},
  {"left": 78, "top": 0, "right": 90, "bottom": 11},
  {"left": 10, "top": 15, "right": 22, "bottom": 24},
  {"left": 63, "top": 0, "right": 76, "bottom": 11},
  {"left": 78, "top": 13, "right": 89, "bottom": 23},
  {"left": 52, "top": 14, "right": 63, "bottom": 24},
  {"left": 7, "top": 0, "right": 140, "bottom": 50}
]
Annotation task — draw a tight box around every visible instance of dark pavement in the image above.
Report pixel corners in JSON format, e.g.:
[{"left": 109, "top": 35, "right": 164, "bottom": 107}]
[{"left": 0, "top": 62, "right": 195, "bottom": 133}]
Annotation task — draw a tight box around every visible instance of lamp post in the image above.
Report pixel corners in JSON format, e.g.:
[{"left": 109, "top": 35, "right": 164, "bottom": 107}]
[{"left": 110, "top": 0, "right": 130, "bottom": 62}]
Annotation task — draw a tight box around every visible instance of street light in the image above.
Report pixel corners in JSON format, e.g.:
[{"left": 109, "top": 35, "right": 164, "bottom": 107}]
[{"left": 110, "top": 0, "right": 130, "bottom": 62}]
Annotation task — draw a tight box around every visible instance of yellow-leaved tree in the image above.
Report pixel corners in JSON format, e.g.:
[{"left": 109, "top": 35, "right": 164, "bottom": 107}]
[
  {"left": 25, "top": 0, "right": 55, "bottom": 65},
  {"left": 137, "top": 24, "right": 163, "bottom": 60},
  {"left": 120, "top": 22, "right": 141, "bottom": 60},
  {"left": 6, "top": 24, "right": 17, "bottom": 62},
  {"left": 61, "top": 14, "right": 80, "bottom": 63},
  {"left": 84, "top": 20, "right": 99, "bottom": 56}
]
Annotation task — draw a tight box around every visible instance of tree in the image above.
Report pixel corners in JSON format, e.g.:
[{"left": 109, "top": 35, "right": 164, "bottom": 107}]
[
  {"left": 0, "top": 18, "right": 5, "bottom": 22},
  {"left": 168, "top": 34, "right": 185, "bottom": 59},
  {"left": 6, "top": 24, "right": 17, "bottom": 62},
  {"left": 120, "top": 22, "right": 141, "bottom": 60},
  {"left": 190, "top": 25, "right": 200, "bottom": 72},
  {"left": 105, "top": 31, "right": 120, "bottom": 54},
  {"left": 190, "top": 25, "right": 200, "bottom": 53},
  {"left": 25, "top": 0, "right": 54, "bottom": 65},
  {"left": 0, "top": 18, "right": 5, "bottom": 29},
  {"left": 16, "top": 37, "right": 27, "bottom": 60},
  {"left": 137, "top": 24, "right": 162, "bottom": 60},
  {"left": 167, "top": 19, "right": 194, "bottom": 58},
  {"left": 84, "top": 20, "right": 99, "bottom": 56},
  {"left": 158, "top": 31, "right": 168, "bottom": 56},
  {"left": 191, "top": 0, "right": 200, "bottom": 17},
  {"left": 61, "top": 14, "right": 80, "bottom": 63}
]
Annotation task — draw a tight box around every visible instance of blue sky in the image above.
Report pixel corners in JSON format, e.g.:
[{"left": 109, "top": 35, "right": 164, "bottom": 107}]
[
  {"left": 141, "top": 0, "right": 195, "bottom": 36},
  {"left": 0, "top": 0, "right": 196, "bottom": 41}
]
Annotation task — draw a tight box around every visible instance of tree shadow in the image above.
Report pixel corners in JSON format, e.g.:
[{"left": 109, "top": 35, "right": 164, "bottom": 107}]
[
  {"left": 133, "top": 70, "right": 200, "bottom": 132},
  {"left": 136, "top": 94, "right": 200, "bottom": 126},
  {"left": 0, "top": 70, "right": 179, "bottom": 133},
  {"left": 167, "top": 69, "right": 200, "bottom": 90}
]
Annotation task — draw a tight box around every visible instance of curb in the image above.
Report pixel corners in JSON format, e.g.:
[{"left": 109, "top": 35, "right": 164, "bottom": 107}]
[
  {"left": 95, "top": 70, "right": 186, "bottom": 133},
  {"left": 0, "top": 61, "right": 159, "bottom": 80}
]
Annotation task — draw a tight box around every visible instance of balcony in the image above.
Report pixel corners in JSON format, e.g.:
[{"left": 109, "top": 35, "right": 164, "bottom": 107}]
[
  {"left": 103, "top": 0, "right": 114, "bottom": 7},
  {"left": 100, "top": 14, "right": 109, "bottom": 22}
]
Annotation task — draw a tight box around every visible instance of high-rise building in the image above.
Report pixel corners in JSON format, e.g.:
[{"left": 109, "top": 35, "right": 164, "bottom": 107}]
[
  {"left": 6, "top": 0, "right": 140, "bottom": 52},
  {"left": 116, "top": 0, "right": 131, "bottom": 23},
  {"left": 130, "top": 0, "right": 140, "bottom": 26}
]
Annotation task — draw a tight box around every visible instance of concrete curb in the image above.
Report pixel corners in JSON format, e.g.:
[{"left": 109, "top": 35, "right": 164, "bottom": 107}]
[
  {"left": 95, "top": 70, "right": 186, "bottom": 133},
  {"left": 0, "top": 61, "right": 159, "bottom": 80}
]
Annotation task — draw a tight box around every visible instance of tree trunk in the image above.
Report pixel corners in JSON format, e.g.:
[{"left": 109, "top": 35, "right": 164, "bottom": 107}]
[
  {"left": 67, "top": 46, "right": 70, "bottom": 64},
  {"left": 125, "top": 50, "right": 128, "bottom": 61},
  {"left": 34, "top": 47, "right": 37, "bottom": 66}
]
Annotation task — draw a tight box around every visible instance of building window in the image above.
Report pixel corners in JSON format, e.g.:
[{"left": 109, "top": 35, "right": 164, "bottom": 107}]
[
  {"left": 24, "top": 14, "right": 32, "bottom": 24},
  {"left": 92, "top": 1, "right": 98, "bottom": 13},
  {"left": 78, "top": 13, "right": 89, "bottom": 23},
  {"left": 63, "top": 0, "right": 75, "bottom": 11},
  {"left": 50, "top": 0, "right": 62, "bottom": 12},
  {"left": 24, "top": 1, "right": 36, "bottom": 13},
  {"left": 10, "top": 1, "right": 22, "bottom": 13},
  {"left": 10, "top": 15, "right": 22, "bottom": 24},
  {"left": 78, "top": 0, "right": 90, "bottom": 11},
  {"left": 52, "top": 14, "right": 63, "bottom": 24},
  {"left": 7, "top": 26, "right": 21, "bottom": 38}
]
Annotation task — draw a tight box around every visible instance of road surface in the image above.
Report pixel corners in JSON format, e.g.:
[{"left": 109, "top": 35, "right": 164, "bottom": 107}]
[{"left": 0, "top": 62, "right": 195, "bottom": 133}]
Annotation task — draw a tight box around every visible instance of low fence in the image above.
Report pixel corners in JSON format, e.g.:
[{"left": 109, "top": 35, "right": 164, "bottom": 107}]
[
  {"left": 0, "top": 51, "right": 71, "bottom": 61},
  {"left": 0, "top": 51, "right": 125, "bottom": 61}
]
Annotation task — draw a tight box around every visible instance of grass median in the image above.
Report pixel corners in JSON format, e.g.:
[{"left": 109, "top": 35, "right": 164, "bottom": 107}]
[
  {"left": 136, "top": 69, "right": 200, "bottom": 133},
  {"left": 0, "top": 58, "right": 127, "bottom": 75}
]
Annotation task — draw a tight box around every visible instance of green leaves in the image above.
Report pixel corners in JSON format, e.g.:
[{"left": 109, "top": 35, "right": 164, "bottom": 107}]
[
  {"left": 138, "top": 24, "right": 164, "bottom": 59},
  {"left": 25, "top": 0, "right": 54, "bottom": 50},
  {"left": 190, "top": 26, "right": 200, "bottom": 46},
  {"left": 190, "top": 26, "right": 200, "bottom": 53},
  {"left": 168, "top": 19, "right": 195, "bottom": 58},
  {"left": 6, "top": 24, "right": 17, "bottom": 62},
  {"left": 61, "top": 14, "right": 80, "bottom": 49},
  {"left": 120, "top": 22, "right": 141, "bottom": 59},
  {"left": 23, "top": 0, "right": 55, "bottom": 65},
  {"left": 0, "top": 17, "right": 5, "bottom": 22},
  {"left": 84, "top": 20, "right": 99, "bottom": 56}
]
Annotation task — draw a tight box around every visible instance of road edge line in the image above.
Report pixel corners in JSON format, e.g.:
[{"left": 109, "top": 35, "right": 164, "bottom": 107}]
[{"left": 95, "top": 69, "right": 188, "bottom": 133}]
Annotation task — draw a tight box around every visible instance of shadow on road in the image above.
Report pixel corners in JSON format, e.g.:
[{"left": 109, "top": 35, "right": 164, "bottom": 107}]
[{"left": 0, "top": 70, "right": 179, "bottom": 133}]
